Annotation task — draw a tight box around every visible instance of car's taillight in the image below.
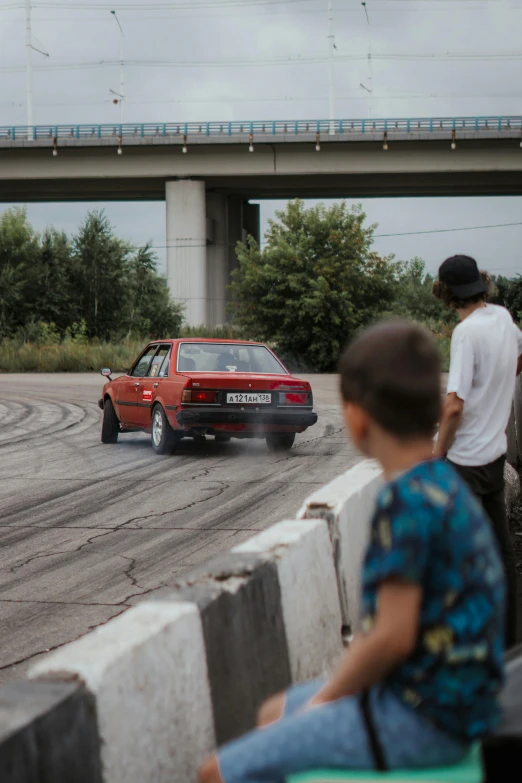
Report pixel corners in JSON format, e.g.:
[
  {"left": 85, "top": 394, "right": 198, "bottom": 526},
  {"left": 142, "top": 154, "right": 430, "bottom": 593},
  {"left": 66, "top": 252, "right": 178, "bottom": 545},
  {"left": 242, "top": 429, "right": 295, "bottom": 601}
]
[
  {"left": 278, "top": 392, "right": 310, "bottom": 406},
  {"left": 182, "top": 390, "right": 217, "bottom": 404}
]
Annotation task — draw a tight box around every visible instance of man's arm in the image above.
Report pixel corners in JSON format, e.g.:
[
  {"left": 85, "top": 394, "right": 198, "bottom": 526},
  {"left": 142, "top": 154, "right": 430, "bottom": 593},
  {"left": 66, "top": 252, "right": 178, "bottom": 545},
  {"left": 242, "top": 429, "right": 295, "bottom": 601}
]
[
  {"left": 311, "top": 580, "right": 422, "bottom": 705},
  {"left": 434, "top": 392, "right": 464, "bottom": 458},
  {"left": 514, "top": 325, "right": 522, "bottom": 375}
]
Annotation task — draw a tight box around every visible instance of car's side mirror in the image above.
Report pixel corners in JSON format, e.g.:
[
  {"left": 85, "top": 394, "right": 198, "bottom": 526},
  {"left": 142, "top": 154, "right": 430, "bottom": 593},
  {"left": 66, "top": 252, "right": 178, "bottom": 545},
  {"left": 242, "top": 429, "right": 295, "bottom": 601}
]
[{"left": 101, "top": 368, "right": 112, "bottom": 380}]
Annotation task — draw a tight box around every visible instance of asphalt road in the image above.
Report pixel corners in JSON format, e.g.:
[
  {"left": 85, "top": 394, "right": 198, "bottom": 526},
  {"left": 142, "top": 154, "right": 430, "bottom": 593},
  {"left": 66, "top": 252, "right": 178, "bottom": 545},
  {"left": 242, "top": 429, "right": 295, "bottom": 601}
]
[{"left": 0, "top": 373, "right": 360, "bottom": 685}]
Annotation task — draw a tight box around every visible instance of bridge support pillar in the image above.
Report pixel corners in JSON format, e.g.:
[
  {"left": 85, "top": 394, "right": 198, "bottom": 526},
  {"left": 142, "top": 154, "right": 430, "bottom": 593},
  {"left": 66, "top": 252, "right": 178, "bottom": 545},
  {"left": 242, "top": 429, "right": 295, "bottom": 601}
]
[
  {"left": 166, "top": 183, "right": 260, "bottom": 327},
  {"left": 206, "top": 192, "right": 228, "bottom": 327},
  {"left": 166, "top": 179, "right": 207, "bottom": 327},
  {"left": 243, "top": 202, "right": 260, "bottom": 246},
  {"left": 224, "top": 199, "right": 260, "bottom": 316},
  {"left": 207, "top": 197, "right": 259, "bottom": 326}
]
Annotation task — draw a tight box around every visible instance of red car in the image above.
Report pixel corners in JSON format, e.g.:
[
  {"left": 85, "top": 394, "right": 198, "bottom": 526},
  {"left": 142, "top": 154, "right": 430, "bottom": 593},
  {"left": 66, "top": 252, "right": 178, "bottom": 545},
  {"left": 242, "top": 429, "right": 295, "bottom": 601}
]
[{"left": 98, "top": 339, "right": 318, "bottom": 455}]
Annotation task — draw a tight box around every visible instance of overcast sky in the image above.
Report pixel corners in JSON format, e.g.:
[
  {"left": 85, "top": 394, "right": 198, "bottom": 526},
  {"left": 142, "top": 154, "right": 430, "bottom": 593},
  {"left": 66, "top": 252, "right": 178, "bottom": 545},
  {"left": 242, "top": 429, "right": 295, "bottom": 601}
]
[{"left": 1, "top": 0, "right": 521, "bottom": 277}]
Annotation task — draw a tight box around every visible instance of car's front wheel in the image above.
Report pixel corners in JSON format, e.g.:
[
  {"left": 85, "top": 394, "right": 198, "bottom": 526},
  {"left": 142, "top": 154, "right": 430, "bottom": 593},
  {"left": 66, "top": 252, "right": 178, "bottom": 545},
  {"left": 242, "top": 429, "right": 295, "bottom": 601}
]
[
  {"left": 101, "top": 398, "right": 119, "bottom": 444},
  {"left": 265, "top": 432, "right": 295, "bottom": 452},
  {"left": 151, "top": 404, "right": 178, "bottom": 455}
]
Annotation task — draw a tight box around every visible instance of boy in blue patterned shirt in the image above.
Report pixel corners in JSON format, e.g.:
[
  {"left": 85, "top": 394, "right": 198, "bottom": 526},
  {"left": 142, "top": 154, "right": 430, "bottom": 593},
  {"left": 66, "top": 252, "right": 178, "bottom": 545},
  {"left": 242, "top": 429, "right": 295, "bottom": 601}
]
[{"left": 199, "top": 321, "right": 505, "bottom": 783}]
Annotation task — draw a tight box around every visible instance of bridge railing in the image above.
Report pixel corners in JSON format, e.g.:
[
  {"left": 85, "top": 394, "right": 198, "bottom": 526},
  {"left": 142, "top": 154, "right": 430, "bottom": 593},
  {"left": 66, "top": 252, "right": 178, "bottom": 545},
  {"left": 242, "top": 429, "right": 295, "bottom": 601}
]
[{"left": 1, "top": 115, "right": 522, "bottom": 142}]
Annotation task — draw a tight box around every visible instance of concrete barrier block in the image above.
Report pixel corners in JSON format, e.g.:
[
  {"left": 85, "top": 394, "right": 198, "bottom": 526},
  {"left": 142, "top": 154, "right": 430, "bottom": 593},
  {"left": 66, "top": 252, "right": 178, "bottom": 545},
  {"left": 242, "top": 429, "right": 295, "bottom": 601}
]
[
  {"left": 233, "top": 520, "right": 343, "bottom": 683},
  {"left": 173, "top": 553, "right": 292, "bottom": 745},
  {"left": 0, "top": 680, "right": 102, "bottom": 783},
  {"left": 30, "top": 602, "right": 214, "bottom": 783},
  {"left": 514, "top": 376, "right": 522, "bottom": 463},
  {"left": 297, "top": 459, "right": 383, "bottom": 632},
  {"left": 505, "top": 461, "right": 520, "bottom": 515},
  {"left": 506, "top": 404, "right": 518, "bottom": 469}
]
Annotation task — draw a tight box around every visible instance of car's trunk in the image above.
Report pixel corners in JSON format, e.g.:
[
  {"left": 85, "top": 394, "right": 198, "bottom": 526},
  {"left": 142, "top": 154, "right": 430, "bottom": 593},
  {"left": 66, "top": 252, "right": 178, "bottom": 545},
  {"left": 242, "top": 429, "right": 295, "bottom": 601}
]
[{"left": 179, "top": 373, "right": 309, "bottom": 391}]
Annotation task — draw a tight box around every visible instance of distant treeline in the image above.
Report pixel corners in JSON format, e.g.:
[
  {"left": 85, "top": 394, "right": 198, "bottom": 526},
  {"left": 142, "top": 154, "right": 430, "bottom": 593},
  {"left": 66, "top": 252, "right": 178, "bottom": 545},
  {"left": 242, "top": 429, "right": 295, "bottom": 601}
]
[
  {"left": 0, "top": 207, "right": 183, "bottom": 343},
  {"left": 0, "top": 202, "right": 520, "bottom": 374}
]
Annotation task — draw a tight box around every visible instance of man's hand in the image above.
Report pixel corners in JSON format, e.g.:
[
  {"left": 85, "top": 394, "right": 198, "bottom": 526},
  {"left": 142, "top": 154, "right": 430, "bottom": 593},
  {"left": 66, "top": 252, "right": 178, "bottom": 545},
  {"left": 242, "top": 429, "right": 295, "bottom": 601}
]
[
  {"left": 434, "top": 392, "right": 464, "bottom": 458},
  {"left": 305, "top": 580, "right": 422, "bottom": 705}
]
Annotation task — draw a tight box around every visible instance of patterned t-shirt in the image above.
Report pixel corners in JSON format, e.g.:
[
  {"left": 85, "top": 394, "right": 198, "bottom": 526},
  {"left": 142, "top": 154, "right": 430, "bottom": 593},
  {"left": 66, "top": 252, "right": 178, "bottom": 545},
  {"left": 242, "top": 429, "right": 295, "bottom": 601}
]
[{"left": 361, "top": 459, "right": 505, "bottom": 740}]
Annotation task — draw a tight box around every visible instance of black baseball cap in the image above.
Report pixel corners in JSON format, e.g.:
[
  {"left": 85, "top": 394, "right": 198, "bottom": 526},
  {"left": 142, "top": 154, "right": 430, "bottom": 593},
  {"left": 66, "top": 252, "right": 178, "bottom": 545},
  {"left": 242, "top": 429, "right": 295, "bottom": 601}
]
[{"left": 438, "top": 255, "right": 488, "bottom": 298}]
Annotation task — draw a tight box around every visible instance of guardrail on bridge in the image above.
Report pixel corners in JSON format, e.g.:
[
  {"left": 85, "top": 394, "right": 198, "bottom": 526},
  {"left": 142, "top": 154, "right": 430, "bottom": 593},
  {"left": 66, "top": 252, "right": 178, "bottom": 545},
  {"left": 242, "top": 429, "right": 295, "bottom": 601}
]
[{"left": 1, "top": 115, "right": 522, "bottom": 142}]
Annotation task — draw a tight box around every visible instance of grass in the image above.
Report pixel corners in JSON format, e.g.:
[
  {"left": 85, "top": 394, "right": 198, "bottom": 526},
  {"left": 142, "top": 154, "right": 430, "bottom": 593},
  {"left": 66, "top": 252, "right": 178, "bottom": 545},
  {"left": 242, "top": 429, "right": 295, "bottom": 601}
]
[
  {"left": 0, "top": 339, "right": 145, "bottom": 373},
  {"left": 0, "top": 326, "right": 451, "bottom": 374},
  {"left": 0, "top": 326, "right": 246, "bottom": 373}
]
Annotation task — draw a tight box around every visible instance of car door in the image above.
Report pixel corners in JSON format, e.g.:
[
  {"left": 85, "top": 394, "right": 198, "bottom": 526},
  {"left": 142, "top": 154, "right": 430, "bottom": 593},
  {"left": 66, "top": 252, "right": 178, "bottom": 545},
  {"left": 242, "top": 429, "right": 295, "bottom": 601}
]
[
  {"left": 136, "top": 344, "right": 172, "bottom": 428},
  {"left": 118, "top": 345, "right": 158, "bottom": 427}
]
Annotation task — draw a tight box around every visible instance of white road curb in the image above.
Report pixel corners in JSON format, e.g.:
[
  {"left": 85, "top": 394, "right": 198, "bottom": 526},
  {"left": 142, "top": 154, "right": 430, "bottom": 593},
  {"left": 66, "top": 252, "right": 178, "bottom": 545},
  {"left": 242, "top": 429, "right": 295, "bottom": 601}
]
[
  {"left": 29, "top": 601, "right": 215, "bottom": 783},
  {"left": 234, "top": 519, "right": 343, "bottom": 682},
  {"left": 297, "top": 459, "right": 383, "bottom": 631}
]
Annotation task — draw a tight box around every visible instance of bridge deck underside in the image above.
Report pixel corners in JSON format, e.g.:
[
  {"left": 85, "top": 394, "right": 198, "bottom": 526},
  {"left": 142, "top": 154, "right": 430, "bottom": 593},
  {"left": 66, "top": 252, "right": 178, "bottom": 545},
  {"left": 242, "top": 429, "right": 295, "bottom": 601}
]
[
  {"left": 1, "top": 138, "right": 521, "bottom": 201},
  {"left": 1, "top": 171, "right": 521, "bottom": 202}
]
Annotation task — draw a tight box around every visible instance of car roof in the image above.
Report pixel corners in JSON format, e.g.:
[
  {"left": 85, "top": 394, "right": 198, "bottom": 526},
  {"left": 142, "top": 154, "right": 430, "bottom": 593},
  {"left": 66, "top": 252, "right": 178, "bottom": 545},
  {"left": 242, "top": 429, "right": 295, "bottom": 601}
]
[{"left": 149, "top": 338, "right": 266, "bottom": 346}]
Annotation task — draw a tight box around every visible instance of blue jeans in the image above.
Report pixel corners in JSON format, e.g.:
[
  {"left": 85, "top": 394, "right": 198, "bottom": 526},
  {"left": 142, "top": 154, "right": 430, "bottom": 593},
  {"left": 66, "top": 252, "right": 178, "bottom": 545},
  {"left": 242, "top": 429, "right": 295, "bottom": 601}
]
[{"left": 217, "top": 680, "right": 469, "bottom": 783}]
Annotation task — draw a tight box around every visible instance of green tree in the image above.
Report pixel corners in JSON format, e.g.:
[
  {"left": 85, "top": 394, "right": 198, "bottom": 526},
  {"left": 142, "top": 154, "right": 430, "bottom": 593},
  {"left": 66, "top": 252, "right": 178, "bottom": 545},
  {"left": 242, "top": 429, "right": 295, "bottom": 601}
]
[
  {"left": 24, "top": 227, "right": 77, "bottom": 332},
  {"left": 71, "top": 210, "right": 130, "bottom": 340},
  {"left": 491, "top": 276, "right": 522, "bottom": 323},
  {"left": 229, "top": 200, "right": 397, "bottom": 371},
  {"left": 126, "top": 243, "right": 184, "bottom": 338},
  {"left": 386, "top": 257, "right": 456, "bottom": 326},
  {"left": 0, "top": 207, "right": 39, "bottom": 336}
]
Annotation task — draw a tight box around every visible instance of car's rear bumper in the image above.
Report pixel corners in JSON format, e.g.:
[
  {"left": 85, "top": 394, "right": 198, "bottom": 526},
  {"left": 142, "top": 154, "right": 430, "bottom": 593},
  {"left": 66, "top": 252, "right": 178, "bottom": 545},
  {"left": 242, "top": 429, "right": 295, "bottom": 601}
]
[{"left": 175, "top": 406, "right": 318, "bottom": 429}]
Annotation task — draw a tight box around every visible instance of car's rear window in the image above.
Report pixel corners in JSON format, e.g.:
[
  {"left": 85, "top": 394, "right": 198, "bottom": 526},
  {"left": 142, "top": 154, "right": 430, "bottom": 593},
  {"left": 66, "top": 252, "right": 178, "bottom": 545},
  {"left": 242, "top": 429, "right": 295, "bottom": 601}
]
[{"left": 177, "top": 343, "right": 287, "bottom": 375}]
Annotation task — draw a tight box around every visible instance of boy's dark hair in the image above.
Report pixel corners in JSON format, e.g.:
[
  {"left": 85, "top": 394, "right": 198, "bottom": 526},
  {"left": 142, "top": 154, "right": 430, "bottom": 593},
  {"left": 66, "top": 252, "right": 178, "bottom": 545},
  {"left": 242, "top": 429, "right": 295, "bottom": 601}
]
[
  {"left": 339, "top": 320, "right": 441, "bottom": 439},
  {"left": 432, "top": 270, "right": 492, "bottom": 310}
]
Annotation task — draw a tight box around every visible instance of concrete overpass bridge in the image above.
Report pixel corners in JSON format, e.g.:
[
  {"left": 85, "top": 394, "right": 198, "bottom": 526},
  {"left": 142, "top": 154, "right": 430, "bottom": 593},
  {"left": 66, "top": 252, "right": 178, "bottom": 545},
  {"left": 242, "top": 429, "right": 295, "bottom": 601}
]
[{"left": 1, "top": 115, "right": 521, "bottom": 326}]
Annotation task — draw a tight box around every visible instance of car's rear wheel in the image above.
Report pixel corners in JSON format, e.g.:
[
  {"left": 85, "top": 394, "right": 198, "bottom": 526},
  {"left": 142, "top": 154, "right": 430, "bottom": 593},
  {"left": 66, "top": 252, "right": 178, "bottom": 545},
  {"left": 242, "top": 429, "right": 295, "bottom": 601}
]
[
  {"left": 151, "top": 404, "right": 178, "bottom": 455},
  {"left": 101, "top": 398, "right": 119, "bottom": 444},
  {"left": 265, "top": 432, "right": 296, "bottom": 452}
]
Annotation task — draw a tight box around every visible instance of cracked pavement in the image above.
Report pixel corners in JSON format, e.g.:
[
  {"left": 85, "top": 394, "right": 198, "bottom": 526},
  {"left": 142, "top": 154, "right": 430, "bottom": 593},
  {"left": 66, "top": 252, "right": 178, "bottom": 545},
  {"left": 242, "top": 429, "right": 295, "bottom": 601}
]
[{"left": 0, "top": 373, "right": 360, "bottom": 684}]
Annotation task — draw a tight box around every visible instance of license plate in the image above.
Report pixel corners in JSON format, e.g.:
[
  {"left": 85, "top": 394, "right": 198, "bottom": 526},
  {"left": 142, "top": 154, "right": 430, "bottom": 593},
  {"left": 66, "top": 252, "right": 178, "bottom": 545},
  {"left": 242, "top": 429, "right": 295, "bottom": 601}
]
[{"left": 227, "top": 392, "right": 271, "bottom": 405}]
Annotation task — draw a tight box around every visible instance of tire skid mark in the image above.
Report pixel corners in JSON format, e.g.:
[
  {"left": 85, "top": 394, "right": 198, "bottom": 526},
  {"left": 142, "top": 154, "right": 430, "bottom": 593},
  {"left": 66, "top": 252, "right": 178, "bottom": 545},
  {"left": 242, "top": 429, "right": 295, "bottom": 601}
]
[
  {"left": 3, "top": 482, "right": 231, "bottom": 575},
  {"left": 0, "top": 398, "right": 101, "bottom": 452},
  {"left": 0, "top": 607, "right": 128, "bottom": 672},
  {"left": 0, "top": 380, "right": 352, "bottom": 680},
  {"left": 118, "top": 481, "right": 230, "bottom": 529},
  {"left": 0, "top": 402, "right": 84, "bottom": 450}
]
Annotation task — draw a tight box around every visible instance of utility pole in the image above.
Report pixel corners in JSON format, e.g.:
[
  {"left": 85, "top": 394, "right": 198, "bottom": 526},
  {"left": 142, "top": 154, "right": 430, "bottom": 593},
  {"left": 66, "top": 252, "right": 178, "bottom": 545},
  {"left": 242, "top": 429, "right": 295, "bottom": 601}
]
[
  {"left": 327, "top": 0, "right": 336, "bottom": 135},
  {"left": 111, "top": 10, "right": 125, "bottom": 124},
  {"left": 25, "top": 0, "right": 33, "bottom": 136},
  {"left": 361, "top": 2, "right": 373, "bottom": 119}
]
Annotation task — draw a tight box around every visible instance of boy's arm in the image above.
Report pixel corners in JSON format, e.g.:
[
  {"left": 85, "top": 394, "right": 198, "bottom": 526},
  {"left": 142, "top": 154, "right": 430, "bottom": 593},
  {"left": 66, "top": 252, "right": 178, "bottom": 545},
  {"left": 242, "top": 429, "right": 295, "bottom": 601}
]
[
  {"left": 311, "top": 580, "right": 422, "bottom": 705},
  {"left": 434, "top": 392, "right": 464, "bottom": 458}
]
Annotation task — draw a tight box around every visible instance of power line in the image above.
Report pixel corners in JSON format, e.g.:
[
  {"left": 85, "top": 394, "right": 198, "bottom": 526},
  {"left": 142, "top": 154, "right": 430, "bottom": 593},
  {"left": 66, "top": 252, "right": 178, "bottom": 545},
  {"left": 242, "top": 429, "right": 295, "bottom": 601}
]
[
  {"left": 141, "top": 222, "right": 522, "bottom": 249},
  {"left": 2, "top": 0, "right": 518, "bottom": 12},
  {"left": 375, "top": 222, "right": 522, "bottom": 238},
  {"left": 2, "top": 90, "right": 519, "bottom": 107},
  {"left": 3, "top": 49, "right": 522, "bottom": 73},
  {"left": 0, "top": 0, "right": 316, "bottom": 10},
  {"left": 3, "top": 94, "right": 521, "bottom": 109},
  {"left": 4, "top": 4, "right": 520, "bottom": 18}
]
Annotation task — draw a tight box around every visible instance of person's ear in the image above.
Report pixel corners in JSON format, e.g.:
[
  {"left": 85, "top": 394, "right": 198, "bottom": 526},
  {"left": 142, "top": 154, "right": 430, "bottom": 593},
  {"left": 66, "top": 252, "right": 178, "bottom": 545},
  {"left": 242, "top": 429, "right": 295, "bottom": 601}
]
[{"left": 343, "top": 402, "right": 370, "bottom": 455}]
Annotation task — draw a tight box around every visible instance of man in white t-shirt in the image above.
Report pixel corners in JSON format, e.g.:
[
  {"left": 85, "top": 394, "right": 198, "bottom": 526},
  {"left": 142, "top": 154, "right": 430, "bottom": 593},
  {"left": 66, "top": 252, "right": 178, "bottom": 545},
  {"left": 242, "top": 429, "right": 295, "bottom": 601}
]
[{"left": 434, "top": 254, "right": 522, "bottom": 646}]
